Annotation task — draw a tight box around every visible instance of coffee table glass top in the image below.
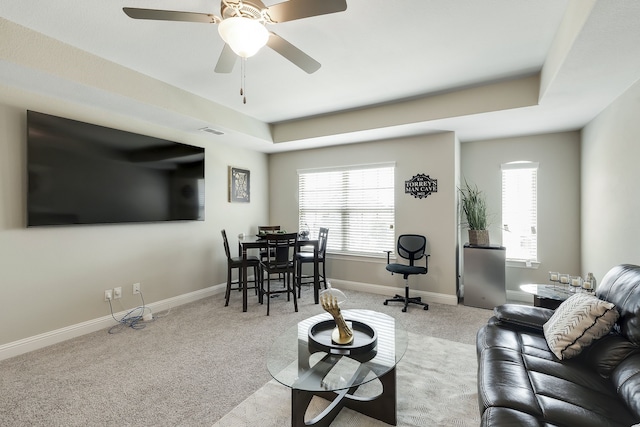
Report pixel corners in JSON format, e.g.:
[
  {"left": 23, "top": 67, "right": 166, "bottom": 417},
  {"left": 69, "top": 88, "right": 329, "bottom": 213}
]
[
  {"left": 520, "top": 283, "right": 577, "bottom": 301},
  {"left": 266, "top": 309, "right": 408, "bottom": 393}
]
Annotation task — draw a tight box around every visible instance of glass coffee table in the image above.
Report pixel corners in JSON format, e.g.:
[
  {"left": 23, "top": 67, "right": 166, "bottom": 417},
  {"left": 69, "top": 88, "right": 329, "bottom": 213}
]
[
  {"left": 267, "top": 309, "right": 408, "bottom": 427},
  {"left": 520, "top": 283, "right": 577, "bottom": 309}
]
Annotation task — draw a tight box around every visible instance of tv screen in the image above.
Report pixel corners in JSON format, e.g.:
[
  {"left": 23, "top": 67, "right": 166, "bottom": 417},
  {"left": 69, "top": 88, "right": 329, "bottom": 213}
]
[{"left": 26, "top": 111, "right": 205, "bottom": 226}]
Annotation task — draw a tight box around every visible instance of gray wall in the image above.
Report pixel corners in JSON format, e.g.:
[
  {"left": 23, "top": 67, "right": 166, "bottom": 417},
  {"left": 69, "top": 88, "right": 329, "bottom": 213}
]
[
  {"left": 0, "top": 87, "right": 269, "bottom": 346},
  {"left": 581, "top": 78, "right": 640, "bottom": 282},
  {"left": 268, "top": 129, "right": 584, "bottom": 304},
  {"left": 3, "top": 75, "right": 639, "bottom": 351},
  {"left": 461, "top": 132, "right": 581, "bottom": 298},
  {"left": 269, "top": 133, "right": 460, "bottom": 304}
]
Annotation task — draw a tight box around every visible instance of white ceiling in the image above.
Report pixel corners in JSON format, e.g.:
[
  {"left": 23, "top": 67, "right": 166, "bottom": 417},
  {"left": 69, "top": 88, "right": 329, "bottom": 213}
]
[{"left": 2, "top": 0, "right": 640, "bottom": 153}]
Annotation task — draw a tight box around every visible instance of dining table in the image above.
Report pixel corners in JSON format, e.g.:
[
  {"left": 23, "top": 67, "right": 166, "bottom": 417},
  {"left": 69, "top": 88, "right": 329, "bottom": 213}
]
[{"left": 238, "top": 234, "right": 320, "bottom": 312}]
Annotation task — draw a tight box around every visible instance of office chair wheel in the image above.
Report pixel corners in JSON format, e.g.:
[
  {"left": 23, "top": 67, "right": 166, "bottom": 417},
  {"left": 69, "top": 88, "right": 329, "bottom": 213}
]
[
  {"left": 383, "top": 301, "right": 388, "bottom": 305},
  {"left": 402, "top": 307, "right": 407, "bottom": 312}
]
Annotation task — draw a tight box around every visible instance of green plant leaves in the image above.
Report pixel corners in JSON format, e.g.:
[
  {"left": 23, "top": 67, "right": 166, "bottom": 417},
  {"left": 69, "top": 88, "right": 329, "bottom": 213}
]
[{"left": 459, "top": 180, "right": 487, "bottom": 230}]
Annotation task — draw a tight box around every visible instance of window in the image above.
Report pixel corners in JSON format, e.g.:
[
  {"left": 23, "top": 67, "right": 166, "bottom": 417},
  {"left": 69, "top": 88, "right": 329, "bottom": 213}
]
[
  {"left": 298, "top": 164, "right": 395, "bottom": 256},
  {"left": 501, "top": 162, "right": 538, "bottom": 262}
]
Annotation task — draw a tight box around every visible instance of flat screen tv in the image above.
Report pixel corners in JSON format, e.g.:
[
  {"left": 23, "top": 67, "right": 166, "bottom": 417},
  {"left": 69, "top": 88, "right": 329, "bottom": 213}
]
[{"left": 26, "top": 110, "right": 205, "bottom": 226}]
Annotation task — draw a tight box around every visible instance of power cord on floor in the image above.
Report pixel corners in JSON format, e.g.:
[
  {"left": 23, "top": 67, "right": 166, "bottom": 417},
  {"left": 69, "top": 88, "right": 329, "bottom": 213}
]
[{"left": 108, "top": 290, "right": 152, "bottom": 334}]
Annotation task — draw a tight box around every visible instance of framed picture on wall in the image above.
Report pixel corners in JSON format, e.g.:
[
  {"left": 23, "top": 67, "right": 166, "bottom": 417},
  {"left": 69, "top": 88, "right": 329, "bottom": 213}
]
[{"left": 229, "top": 167, "right": 250, "bottom": 203}]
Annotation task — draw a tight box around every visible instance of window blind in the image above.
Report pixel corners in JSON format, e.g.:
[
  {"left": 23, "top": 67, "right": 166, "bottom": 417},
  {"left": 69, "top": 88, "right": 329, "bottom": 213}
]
[
  {"left": 501, "top": 162, "right": 538, "bottom": 261},
  {"left": 298, "top": 164, "right": 395, "bottom": 256}
]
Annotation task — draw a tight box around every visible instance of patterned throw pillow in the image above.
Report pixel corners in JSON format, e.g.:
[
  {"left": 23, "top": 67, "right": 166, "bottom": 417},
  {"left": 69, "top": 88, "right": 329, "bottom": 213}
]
[{"left": 543, "top": 293, "right": 619, "bottom": 360}]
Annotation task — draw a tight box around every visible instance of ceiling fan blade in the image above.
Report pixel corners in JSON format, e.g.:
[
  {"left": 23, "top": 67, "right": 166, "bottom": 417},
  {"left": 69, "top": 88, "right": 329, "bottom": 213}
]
[
  {"left": 265, "top": 0, "right": 347, "bottom": 23},
  {"left": 267, "top": 33, "right": 321, "bottom": 74},
  {"left": 214, "top": 44, "right": 238, "bottom": 73},
  {"left": 123, "top": 8, "right": 217, "bottom": 24}
]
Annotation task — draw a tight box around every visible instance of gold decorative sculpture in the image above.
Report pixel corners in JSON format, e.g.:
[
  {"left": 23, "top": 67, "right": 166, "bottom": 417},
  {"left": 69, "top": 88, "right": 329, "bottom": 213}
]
[{"left": 320, "top": 292, "right": 354, "bottom": 345}]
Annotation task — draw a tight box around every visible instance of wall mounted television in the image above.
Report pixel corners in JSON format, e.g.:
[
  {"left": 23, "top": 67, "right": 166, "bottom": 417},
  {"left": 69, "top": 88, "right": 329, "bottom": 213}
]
[{"left": 26, "top": 110, "right": 205, "bottom": 227}]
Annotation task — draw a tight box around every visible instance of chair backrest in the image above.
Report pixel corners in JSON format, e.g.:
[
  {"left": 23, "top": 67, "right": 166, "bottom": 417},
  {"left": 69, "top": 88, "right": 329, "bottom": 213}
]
[
  {"left": 396, "top": 234, "right": 427, "bottom": 266},
  {"left": 318, "top": 227, "right": 329, "bottom": 256},
  {"left": 258, "top": 225, "right": 280, "bottom": 234},
  {"left": 263, "top": 232, "right": 298, "bottom": 268},
  {"left": 221, "top": 229, "right": 232, "bottom": 260}
]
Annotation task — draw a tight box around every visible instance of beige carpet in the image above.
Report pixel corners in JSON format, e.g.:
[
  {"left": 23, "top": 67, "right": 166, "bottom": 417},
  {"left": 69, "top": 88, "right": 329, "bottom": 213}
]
[
  {"left": 0, "top": 289, "right": 491, "bottom": 426},
  {"left": 213, "top": 333, "right": 479, "bottom": 427}
]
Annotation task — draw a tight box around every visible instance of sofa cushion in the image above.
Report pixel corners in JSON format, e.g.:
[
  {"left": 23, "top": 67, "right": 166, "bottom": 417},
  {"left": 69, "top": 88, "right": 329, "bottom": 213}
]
[
  {"left": 612, "top": 353, "right": 640, "bottom": 419},
  {"left": 543, "top": 293, "right": 619, "bottom": 360},
  {"left": 578, "top": 332, "right": 640, "bottom": 378},
  {"left": 480, "top": 407, "right": 545, "bottom": 427}
]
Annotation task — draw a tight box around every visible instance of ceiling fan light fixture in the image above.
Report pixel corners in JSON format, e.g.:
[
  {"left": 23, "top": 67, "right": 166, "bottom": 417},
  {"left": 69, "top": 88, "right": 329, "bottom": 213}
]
[{"left": 218, "top": 17, "right": 269, "bottom": 58}]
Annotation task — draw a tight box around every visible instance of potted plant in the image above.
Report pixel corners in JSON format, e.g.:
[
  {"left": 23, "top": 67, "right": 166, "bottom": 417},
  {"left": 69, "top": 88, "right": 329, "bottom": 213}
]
[{"left": 459, "top": 179, "right": 490, "bottom": 246}]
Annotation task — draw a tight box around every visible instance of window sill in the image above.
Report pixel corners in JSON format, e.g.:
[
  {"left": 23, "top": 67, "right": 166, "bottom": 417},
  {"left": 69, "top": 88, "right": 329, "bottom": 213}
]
[
  {"left": 328, "top": 252, "right": 391, "bottom": 264},
  {"left": 507, "top": 259, "right": 540, "bottom": 269}
]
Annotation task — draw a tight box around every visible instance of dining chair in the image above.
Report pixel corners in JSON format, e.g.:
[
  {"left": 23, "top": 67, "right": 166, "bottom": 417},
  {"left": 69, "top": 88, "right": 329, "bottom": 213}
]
[
  {"left": 295, "top": 227, "right": 329, "bottom": 297},
  {"left": 221, "top": 229, "right": 260, "bottom": 307},
  {"left": 257, "top": 225, "right": 281, "bottom": 262},
  {"left": 258, "top": 225, "right": 281, "bottom": 234},
  {"left": 259, "top": 232, "right": 298, "bottom": 315}
]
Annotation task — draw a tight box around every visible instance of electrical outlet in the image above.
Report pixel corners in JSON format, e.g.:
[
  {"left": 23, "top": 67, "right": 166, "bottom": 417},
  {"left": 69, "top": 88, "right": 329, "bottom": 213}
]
[
  {"left": 113, "top": 287, "right": 122, "bottom": 299},
  {"left": 104, "top": 289, "right": 113, "bottom": 301},
  {"left": 133, "top": 283, "right": 141, "bottom": 294}
]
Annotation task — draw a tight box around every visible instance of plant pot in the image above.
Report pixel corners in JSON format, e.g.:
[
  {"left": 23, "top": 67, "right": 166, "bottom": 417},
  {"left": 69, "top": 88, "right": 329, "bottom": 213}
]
[{"left": 468, "top": 229, "right": 490, "bottom": 246}]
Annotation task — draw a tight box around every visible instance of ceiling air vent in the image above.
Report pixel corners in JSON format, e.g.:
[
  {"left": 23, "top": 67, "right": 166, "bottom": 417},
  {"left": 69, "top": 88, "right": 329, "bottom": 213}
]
[{"left": 198, "top": 127, "right": 224, "bottom": 136}]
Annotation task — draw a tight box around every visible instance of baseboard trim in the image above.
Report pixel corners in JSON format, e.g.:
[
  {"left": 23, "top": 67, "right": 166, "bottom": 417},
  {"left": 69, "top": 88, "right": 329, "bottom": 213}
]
[
  {"left": 330, "top": 279, "right": 459, "bottom": 306},
  {"left": 0, "top": 284, "right": 226, "bottom": 361},
  {"left": 1, "top": 278, "right": 460, "bottom": 361},
  {"left": 507, "top": 289, "right": 534, "bottom": 304}
]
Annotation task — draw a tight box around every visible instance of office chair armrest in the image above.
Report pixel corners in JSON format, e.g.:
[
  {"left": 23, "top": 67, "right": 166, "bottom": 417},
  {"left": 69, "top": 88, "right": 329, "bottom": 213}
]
[{"left": 384, "top": 250, "right": 392, "bottom": 264}]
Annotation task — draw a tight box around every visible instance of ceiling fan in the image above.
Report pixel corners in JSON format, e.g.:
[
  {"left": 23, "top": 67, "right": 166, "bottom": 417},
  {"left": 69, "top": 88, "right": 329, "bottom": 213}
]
[{"left": 123, "top": 0, "right": 347, "bottom": 74}]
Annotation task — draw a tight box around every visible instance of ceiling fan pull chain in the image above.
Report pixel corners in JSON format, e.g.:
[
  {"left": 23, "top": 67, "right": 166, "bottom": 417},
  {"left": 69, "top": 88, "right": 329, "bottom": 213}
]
[
  {"left": 240, "top": 57, "right": 244, "bottom": 97},
  {"left": 240, "top": 57, "right": 247, "bottom": 104}
]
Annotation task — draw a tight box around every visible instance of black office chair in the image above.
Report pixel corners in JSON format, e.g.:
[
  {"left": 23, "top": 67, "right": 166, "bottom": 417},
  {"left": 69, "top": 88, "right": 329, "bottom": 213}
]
[
  {"left": 221, "top": 229, "right": 260, "bottom": 307},
  {"left": 384, "top": 234, "right": 429, "bottom": 312}
]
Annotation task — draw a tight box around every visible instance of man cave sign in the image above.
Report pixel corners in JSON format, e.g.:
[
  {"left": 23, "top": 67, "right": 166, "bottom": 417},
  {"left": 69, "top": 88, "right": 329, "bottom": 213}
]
[{"left": 405, "top": 174, "right": 438, "bottom": 199}]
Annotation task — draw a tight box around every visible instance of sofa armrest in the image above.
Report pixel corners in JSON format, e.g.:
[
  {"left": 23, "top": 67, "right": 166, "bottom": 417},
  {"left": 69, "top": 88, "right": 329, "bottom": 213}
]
[{"left": 492, "top": 304, "right": 555, "bottom": 333}]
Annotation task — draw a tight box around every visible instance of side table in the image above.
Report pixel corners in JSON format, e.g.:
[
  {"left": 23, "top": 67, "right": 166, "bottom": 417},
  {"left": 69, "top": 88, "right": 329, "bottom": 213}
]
[{"left": 520, "top": 284, "right": 577, "bottom": 309}]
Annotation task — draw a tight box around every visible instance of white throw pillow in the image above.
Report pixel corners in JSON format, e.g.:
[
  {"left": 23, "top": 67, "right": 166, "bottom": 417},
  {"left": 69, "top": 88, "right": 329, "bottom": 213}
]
[{"left": 543, "top": 293, "right": 619, "bottom": 360}]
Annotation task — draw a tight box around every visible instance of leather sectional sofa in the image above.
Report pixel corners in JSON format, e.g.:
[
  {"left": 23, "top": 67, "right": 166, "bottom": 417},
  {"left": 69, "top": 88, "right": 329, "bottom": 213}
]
[{"left": 476, "top": 264, "right": 640, "bottom": 426}]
